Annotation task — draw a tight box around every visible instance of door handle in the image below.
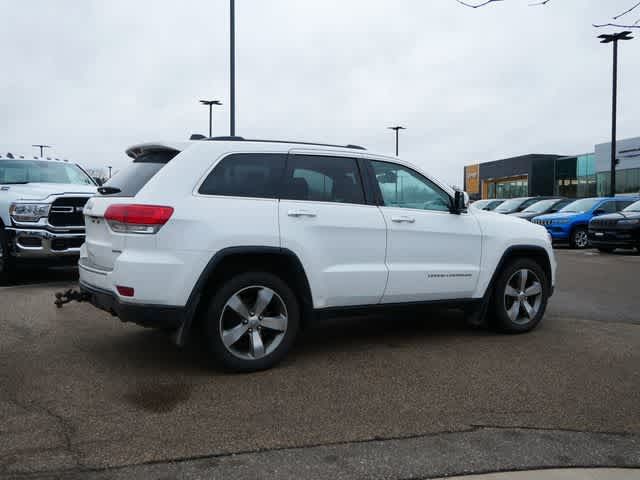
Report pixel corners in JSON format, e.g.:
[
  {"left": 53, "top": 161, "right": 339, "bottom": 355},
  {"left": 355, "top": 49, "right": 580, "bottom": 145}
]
[
  {"left": 391, "top": 215, "right": 415, "bottom": 223},
  {"left": 287, "top": 209, "right": 317, "bottom": 218}
]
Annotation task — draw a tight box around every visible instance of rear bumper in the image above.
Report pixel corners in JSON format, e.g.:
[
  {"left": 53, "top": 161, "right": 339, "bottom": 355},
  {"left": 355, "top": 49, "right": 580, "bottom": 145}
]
[
  {"left": 79, "top": 281, "right": 185, "bottom": 330},
  {"left": 5, "top": 227, "right": 84, "bottom": 258}
]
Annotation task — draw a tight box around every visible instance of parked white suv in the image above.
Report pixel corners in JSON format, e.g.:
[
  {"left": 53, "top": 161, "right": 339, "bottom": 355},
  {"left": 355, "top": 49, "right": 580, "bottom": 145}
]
[{"left": 77, "top": 138, "right": 556, "bottom": 371}]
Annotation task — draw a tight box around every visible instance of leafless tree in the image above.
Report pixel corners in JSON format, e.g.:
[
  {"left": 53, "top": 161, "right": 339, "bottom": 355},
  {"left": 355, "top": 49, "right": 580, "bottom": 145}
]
[{"left": 456, "top": 0, "right": 640, "bottom": 29}]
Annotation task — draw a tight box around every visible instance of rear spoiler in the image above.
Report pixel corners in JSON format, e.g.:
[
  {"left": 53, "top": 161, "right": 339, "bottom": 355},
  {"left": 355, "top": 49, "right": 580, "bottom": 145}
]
[{"left": 125, "top": 142, "right": 189, "bottom": 159}]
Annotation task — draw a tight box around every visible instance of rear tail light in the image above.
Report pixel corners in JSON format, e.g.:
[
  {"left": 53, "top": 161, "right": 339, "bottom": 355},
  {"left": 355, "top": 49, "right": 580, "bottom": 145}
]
[{"left": 104, "top": 204, "right": 174, "bottom": 234}]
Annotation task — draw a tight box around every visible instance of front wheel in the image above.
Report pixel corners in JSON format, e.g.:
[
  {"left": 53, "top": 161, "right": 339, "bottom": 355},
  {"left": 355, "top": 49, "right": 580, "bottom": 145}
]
[
  {"left": 491, "top": 259, "right": 549, "bottom": 333},
  {"left": 570, "top": 227, "right": 589, "bottom": 249},
  {"left": 203, "top": 272, "right": 300, "bottom": 372}
]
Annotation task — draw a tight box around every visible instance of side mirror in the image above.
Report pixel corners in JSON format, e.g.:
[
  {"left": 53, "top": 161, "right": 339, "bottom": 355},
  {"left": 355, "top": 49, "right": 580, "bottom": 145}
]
[
  {"left": 452, "top": 190, "right": 469, "bottom": 214},
  {"left": 593, "top": 209, "right": 605, "bottom": 216}
]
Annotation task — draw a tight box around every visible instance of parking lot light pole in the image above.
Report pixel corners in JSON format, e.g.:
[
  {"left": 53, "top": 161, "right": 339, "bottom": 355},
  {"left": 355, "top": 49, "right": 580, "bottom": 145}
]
[
  {"left": 388, "top": 126, "right": 405, "bottom": 156},
  {"left": 230, "top": 0, "right": 236, "bottom": 137},
  {"left": 32, "top": 144, "right": 51, "bottom": 157},
  {"left": 199, "top": 100, "right": 222, "bottom": 138},
  {"left": 598, "top": 31, "right": 633, "bottom": 197}
]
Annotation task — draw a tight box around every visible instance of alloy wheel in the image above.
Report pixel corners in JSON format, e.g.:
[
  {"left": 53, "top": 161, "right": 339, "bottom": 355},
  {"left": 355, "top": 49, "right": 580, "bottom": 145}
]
[
  {"left": 219, "top": 286, "right": 288, "bottom": 360},
  {"left": 574, "top": 230, "right": 589, "bottom": 248},
  {"left": 503, "top": 269, "right": 543, "bottom": 325}
]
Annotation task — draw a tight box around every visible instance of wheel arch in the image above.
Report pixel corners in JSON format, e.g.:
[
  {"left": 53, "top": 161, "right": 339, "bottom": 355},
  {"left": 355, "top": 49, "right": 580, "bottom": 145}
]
[
  {"left": 569, "top": 221, "right": 588, "bottom": 237},
  {"left": 469, "top": 245, "right": 553, "bottom": 327},
  {"left": 488, "top": 245, "right": 553, "bottom": 297},
  {"left": 178, "top": 246, "right": 314, "bottom": 344}
]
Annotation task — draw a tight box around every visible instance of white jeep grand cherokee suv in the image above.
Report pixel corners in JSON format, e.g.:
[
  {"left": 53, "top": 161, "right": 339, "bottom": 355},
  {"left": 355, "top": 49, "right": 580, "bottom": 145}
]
[{"left": 79, "top": 138, "right": 556, "bottom": 372}]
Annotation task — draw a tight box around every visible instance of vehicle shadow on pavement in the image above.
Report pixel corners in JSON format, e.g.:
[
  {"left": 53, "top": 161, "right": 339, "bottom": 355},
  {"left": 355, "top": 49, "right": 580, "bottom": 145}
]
[
  {"left": 296, "top": 308, "right": 486, "bottom": 354},
  {"left": 87, "top": 307, "right": 488, "bottom": 375},
  {"left": 7, "top": 265, "right": 78, "bottom": 286}
]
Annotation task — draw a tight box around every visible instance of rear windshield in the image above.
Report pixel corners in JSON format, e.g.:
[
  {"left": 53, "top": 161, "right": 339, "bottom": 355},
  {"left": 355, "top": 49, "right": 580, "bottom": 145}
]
[{"left": 100, "top": 150, "right": 178, "bottom": 197}]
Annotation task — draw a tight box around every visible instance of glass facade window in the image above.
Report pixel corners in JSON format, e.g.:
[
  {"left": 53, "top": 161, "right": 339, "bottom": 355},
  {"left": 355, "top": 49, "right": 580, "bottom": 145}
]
[
  {"left": 485, "top": 177, "right": 528, "bottom": 199},
  {"left": 555, "top": 157, "right": 577, "bottom": 198},
  {"left": 576, "top": 153, "right": 596, "bottom": 197},
  {"left": 597, "top": 167, "right": 640, "bottom": 196}
]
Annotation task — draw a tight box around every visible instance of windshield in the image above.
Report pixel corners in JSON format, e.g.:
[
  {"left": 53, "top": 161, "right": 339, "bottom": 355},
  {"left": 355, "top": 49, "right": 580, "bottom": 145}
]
[
  {"left": 495, "top": 198, "right": 526, "bottom": 212},
  {"left": 559, "top": 198, "right": 599, "bottom": 214},
  {"left": 0, "top": 160, "right": 94, "bottom": 185},
  {"left": 523, "top": 199, "right": 557, "bottom": 213},
  {"left": 623, "top": 200, "right": 640, "bottom": 212}
]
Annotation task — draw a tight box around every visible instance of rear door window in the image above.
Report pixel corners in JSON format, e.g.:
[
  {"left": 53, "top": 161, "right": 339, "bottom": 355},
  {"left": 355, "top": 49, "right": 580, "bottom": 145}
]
[
  {"left": 100, "top": 150, "right": 178, "bottom": 197},
  {"left": 198, "top": 153, "right": 286, "bottom": 198},
  {"left": 281, "top": 155, "right": 365, "bottom": 205}
]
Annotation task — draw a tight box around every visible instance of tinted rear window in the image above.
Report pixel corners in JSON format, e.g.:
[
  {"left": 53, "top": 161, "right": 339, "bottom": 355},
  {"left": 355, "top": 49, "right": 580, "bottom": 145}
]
[
  {"left": 101, "top": 151, "right": 178, "bottom": 197},
  {"left": 198, "top": 153, "right": 286, "bottom": 198}
]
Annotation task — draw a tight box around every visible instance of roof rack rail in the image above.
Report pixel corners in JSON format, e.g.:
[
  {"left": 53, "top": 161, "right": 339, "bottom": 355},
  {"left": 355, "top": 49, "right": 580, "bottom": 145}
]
[{"left": 199, "top": 136, "right": 366, "bottom": 150}]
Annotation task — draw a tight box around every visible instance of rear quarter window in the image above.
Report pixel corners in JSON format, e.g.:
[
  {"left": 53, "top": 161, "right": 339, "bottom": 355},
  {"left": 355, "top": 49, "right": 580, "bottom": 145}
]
[
  {"left": 198, "top": 153, "right": 286, "bottom": 198},
  {"left": 101, "top": 150, "right": 179, "bottom": 197}
]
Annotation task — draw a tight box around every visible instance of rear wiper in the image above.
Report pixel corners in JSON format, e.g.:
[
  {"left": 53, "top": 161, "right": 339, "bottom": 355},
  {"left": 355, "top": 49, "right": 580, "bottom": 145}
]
[{"left": 97, "top": 186, "right": 121, "bottom": 195}]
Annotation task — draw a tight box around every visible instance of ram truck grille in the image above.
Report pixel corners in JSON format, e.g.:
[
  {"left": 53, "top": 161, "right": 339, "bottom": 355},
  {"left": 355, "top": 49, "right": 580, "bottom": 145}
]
[{"left": 48, "top": 197, "right": 90, "bottom": 227}]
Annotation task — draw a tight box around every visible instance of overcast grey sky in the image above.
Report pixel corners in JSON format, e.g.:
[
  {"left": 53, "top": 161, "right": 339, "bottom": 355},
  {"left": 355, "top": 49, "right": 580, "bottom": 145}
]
[{"left": 1, "top": 0, "right": 638, "bottom": 185}]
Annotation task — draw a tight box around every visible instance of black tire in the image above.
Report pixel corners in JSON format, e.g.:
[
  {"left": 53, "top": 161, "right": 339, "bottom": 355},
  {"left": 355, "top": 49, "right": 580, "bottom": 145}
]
[
  {"left": 203, "top": 271, "right": 300, "bottom": 372},
  {"left": 597, "top": 247, "right": 614, "bottom": 253},
  {"left": 490, "top": 258, "right": 549, "bottom": 334},
  {"left": 569, "top": 226, "right": 589, "bottom": 249},
  {"left": 0, "top": 227, "right": 15, "bottom": 286}
]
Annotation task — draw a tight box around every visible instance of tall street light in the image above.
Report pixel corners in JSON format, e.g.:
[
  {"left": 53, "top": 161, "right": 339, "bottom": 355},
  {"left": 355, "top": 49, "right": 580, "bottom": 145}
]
[
  {"left": 32, "top": 144, "right": 51, "bottom": 157},
  {"left": 598, "top": 31, "right": 633, "bottom": 197},
  {"left": 230, "top": 0, "right": 236, "bottom": 137},
  {"left": 388, "top": 126, "right": 405, "bottom": 156},
  {"left": 199, "top": 100, "right": 222, "bottom": 137}
]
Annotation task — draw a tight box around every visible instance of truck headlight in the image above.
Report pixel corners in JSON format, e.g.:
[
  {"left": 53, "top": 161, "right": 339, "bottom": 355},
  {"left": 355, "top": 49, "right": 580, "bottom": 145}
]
[{"left": 10, "top": 203, "right": 50, "bottom": 222}]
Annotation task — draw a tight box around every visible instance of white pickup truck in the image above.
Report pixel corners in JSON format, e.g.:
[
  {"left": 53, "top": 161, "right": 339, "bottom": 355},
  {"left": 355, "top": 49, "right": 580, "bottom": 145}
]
[{"left": 0, "top": 153, "right": 97, "bottom": 283}]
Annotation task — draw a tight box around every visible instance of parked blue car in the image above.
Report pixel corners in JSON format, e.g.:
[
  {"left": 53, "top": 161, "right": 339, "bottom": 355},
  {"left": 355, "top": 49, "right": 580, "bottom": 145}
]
[{"left": 532, "top": 196, "right": 640, "bottom": 249}]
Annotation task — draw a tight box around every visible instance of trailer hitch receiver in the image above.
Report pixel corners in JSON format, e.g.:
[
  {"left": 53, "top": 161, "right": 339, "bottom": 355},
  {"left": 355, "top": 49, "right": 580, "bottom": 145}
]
[{"left": 54, "top": 289, "right": 90, "bottom": 308}]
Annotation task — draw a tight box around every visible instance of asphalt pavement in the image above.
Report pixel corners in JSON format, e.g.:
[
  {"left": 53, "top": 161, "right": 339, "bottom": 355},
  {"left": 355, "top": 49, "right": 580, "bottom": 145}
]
[{"left": 0, "top": 249, "right": 639, "bottom": 479}]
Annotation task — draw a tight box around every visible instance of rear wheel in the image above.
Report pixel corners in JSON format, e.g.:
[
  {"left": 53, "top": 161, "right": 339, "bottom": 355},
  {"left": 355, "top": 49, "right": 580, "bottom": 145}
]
[
  {"left": 570, "top": 226, "right": 589, "bottom": 249},
  {"left": 491, "top": 258, "right": 549, "bottom": 333},
  {"left": 203, "top": 272, "right": 300, "bottom": 372},
  {"left": 0, "top": 228, "right": 15, "bottom": 285}
]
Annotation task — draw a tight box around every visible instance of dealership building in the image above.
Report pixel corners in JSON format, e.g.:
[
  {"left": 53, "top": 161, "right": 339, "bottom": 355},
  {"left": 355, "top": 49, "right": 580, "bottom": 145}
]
[{"left": 464, "top": 135, "right": 640, "bottom": 200}]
